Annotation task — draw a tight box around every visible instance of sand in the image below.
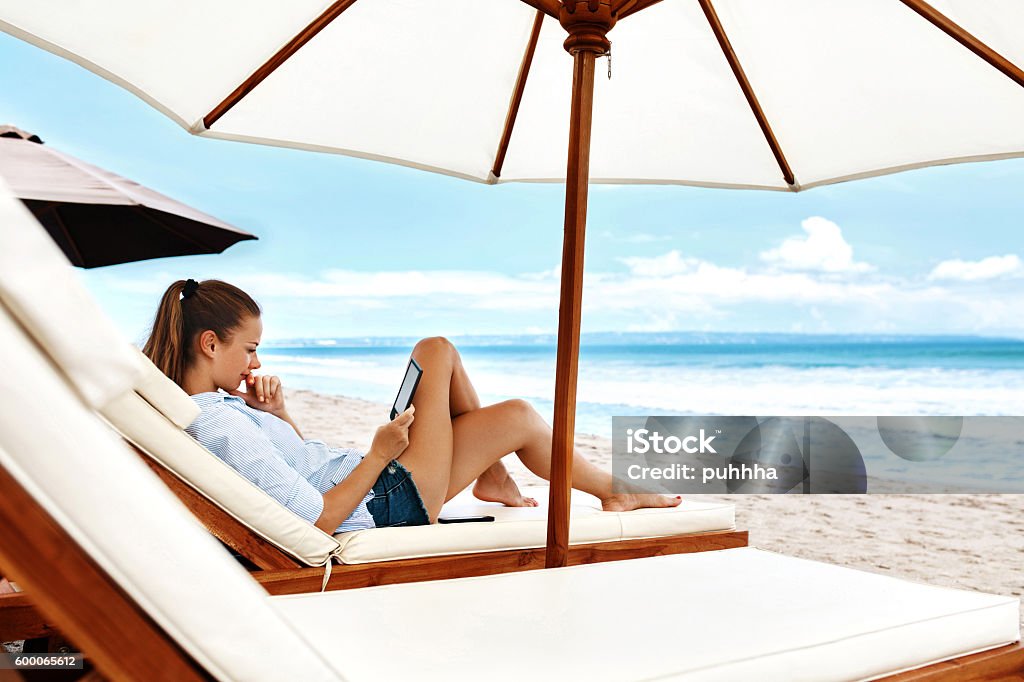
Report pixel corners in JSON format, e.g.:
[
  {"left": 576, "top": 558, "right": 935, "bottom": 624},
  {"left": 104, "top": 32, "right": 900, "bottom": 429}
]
[{"left": 286, "top": 388, "right": 1024, "bottom": 631}]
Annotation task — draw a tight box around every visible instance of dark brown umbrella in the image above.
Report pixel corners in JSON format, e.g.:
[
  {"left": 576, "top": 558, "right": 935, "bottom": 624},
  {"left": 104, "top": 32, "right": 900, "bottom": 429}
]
[{"left": 0, "top": 125, "right": 256, "bottom": 268}]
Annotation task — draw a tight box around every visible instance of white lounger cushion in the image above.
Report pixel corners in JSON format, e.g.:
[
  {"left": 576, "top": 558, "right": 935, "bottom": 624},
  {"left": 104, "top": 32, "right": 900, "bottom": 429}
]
[
  {"left": 100, "top": 388, "right": 342, "bottom": 566},
  {"left": 128, "top": 345, "right": 201, "bottom": 429},
  {"left": 272, "top": 546, "right": 1021, "bottom": 682},
  {"left": 336, "top": 486, "right": 735, "bottom": 563}
]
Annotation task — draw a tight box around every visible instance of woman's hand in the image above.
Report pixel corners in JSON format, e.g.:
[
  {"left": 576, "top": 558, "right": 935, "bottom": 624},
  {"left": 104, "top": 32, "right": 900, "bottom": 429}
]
[
  {"left": 367, "top": 406, "right": 415, "bottom": 463},
  {"left": 229, "top": 373, "right": 286, "bottom": 415}
]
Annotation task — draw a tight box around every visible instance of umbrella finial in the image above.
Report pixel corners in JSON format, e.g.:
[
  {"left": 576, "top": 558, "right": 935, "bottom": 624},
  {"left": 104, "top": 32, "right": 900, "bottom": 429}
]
[{"left": 559, "top": 1, "right": 616, "bottom": 56}]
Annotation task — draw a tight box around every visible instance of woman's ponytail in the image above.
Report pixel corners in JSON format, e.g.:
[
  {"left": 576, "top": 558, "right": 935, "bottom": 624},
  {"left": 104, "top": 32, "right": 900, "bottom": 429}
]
[{"left": 142, "top": 279, "right": 261, "bottom": 389}]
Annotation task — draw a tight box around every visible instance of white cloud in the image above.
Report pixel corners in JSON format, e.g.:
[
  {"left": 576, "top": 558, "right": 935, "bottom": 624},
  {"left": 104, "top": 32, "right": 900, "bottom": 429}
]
[
  {"left": 618, "top": 250, "right": 697, "bottom": 277},
  {"left": 89, "top": 256, "right": 951, "bottom": 317},
  {"left": 927, "top": 254, "right": 1022, "bottom": 282},
  {"left": 760, "top": 216, "right": 873, "bottom": 273},
  {"left": 85, "top": 240, "right": 1024, "bottom": 338},
  {"left": 520, "top": 264, "right": 560, "bottom": 281}
]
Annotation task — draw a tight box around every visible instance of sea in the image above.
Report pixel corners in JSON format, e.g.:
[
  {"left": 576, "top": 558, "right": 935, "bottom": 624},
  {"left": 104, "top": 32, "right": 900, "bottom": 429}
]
[{"left": 259, "top": 332, "right": 1024, "bottom": 440}]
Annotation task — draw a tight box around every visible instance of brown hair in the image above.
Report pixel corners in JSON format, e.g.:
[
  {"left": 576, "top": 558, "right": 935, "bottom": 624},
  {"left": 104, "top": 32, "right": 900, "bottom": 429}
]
[{"left": 142, "top": 279, "right": 262, "bottom": 388}]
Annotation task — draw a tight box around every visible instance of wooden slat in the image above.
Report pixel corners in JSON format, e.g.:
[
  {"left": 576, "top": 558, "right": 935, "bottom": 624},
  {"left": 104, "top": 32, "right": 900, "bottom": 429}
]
[
  {"left": 131, "top": 445, "right": 303, "bottom": 571},
  {"left": 492, "top": 10, "right": 545, "bottom": 179},
  {"left": 878, "top": 641, "right": 1024, "bottom": 681},
  {"left": 0, "top": 464, "right": 208, "bottom": 681},
  {"left": 698, "top": 0, "right": 796, "bottom": 188},
  {"left": 547, "top": 47, "right": 598, "bottom": 569},
  {"left": 203, "top": 0, "right": 360, "bottom": 129},
  {"left": 256, "top": 530, "right": 750, "bottom": 594},
  {"left": 900, "top": 0, "right": 1024, "bottom": 90},
  {"left": 0, "top": 592, "right": 56, "bottom": 640}
]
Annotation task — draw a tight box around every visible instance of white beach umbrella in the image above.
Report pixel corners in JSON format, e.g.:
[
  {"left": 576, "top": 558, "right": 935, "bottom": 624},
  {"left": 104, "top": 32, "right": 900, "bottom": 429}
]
[
  {"left": 3, "top": 0, "right": 1022, "bottom": 565},
  {"left": 2, "top": 1, "right": 1022, "bottom": 189}
]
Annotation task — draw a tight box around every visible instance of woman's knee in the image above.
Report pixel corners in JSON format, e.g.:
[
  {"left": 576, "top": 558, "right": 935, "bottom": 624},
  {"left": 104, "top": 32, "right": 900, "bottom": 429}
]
[
  {"left": 503, "top": 398, "right": 542, "bottom": 428},
  {"left": 412, "top": 336, "right": 456, "bottom": 366},
  {"left": 414, "top": 336, "right": 454, "bottom": 354}
]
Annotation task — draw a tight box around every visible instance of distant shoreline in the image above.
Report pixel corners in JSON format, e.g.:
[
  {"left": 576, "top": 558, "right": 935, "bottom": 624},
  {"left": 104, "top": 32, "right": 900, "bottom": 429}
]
[{"left": 262, "top": 330, "right": 1024, "bottom": 348}]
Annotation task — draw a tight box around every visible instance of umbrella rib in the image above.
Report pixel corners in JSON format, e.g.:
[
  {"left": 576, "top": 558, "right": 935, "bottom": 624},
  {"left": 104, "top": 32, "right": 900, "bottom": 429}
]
[
  {"left": 492, "top": 10, "right": 546, "bottom": 180},
  {"left": 698, "top": 0, "right": 797, "bottom": 189},
  {"left": 138, "top": 207, "right": 220, "bottom": 253},
  {"left": 617, "top": 0, "right": 664, "bottom": 20},
  {"left": 46, "top": 204, "right": 86, "bottom": 267},
  {"left": 518, "top": 0, "right": 561, "bottom": 18},
  {"left": 899, "top": 0, "right": 1024, "bottom": 90},
  {"left": 203, "top": 0, "right": 360, "bottom": 129}
]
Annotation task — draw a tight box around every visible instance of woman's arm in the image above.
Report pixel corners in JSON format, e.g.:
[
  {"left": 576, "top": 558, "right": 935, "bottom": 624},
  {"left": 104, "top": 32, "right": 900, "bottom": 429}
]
[
  {"left": 314, "top": 407, "right": 416, "bottom": 533},
  {"left": 315, "top": 448, "right": 389, "bottom": 533},
  {"left": 188, "top": 406, "right": 328, "bottom": 527},
  {"left": 230, "top": 373, "right": 305, "bottom": 437}
]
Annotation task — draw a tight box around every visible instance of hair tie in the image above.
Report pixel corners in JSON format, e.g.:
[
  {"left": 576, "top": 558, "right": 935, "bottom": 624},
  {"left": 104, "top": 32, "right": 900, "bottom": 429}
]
[{"left": 182, "top": 279, "right": 200, "bottom": 300}]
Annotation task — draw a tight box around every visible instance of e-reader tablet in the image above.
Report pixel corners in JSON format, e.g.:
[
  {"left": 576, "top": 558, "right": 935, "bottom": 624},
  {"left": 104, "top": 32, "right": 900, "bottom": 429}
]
[{"left": 391, "top": 357, "right": 422, "bottom": 420}]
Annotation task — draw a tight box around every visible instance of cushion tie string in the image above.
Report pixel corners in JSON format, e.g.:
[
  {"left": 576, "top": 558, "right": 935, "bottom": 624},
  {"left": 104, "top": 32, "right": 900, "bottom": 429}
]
[{"left": 320, "top": 557, "right": 334, "bottom": 592}]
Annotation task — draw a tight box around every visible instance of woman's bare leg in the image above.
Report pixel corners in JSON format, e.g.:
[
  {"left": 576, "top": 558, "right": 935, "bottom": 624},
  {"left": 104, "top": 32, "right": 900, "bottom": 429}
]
[
  {"left": 394, "top": 337, "right": 459, "bottom": 522},
  {"left": 447, "top": 344, "right": 536, "bottom": 507},
  {"left": 399, "top": 337, "right": 679, "bottom": 521},
  {"left": 447, "top": 348, "right": 479, "bottom": 417},
  {"left": 444, "top": 399, "right": 681, "bottom": 512}
]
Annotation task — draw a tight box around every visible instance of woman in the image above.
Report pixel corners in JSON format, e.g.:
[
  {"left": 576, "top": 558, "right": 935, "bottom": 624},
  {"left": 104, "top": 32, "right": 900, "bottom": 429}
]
[{"left": 143, "top": 278, "right": 680, "bottom": 534}]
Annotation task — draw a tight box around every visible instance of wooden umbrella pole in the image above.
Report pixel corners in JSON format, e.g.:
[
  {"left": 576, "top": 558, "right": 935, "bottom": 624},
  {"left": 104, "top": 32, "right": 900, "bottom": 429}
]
[{"left": 546, "top": 0, "right": 616, "bottom": 569}]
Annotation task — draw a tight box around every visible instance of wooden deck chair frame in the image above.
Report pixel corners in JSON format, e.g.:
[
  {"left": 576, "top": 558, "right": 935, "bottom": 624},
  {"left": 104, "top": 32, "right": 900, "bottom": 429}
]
[{"left": 1, "top": 459, "right": 1022, "bottom": 681}]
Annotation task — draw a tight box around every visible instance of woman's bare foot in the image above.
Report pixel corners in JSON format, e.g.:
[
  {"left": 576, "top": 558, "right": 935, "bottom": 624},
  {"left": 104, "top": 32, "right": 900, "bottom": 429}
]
[
  {"left": 472, "top": 466, "right": 538, "bottom": 507},
  {"left": 601, "top": 493, "right": 682, "bottom": 512}
]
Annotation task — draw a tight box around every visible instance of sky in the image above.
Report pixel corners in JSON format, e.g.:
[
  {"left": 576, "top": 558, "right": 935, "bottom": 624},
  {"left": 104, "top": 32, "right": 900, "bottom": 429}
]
[{"left": 3, "top": 31, "right": 1024, "bottom": 345}]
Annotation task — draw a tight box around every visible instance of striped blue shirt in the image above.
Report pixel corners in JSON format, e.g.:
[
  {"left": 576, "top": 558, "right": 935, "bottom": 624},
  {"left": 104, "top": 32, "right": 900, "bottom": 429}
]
[{"left": 185, "top": 392, "right": 375, "bottom": 534}]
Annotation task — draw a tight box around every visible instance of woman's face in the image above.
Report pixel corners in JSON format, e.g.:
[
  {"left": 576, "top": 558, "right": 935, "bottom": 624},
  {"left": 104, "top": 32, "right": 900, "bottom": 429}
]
[{"left": 210, "top": 314, "right": 263, "bottom": 392}]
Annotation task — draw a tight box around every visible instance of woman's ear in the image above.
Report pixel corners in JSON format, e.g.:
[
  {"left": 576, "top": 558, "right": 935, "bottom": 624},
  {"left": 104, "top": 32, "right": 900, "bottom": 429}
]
[{"left": 197, "top": 330, "right": 219, "bottom": 359}]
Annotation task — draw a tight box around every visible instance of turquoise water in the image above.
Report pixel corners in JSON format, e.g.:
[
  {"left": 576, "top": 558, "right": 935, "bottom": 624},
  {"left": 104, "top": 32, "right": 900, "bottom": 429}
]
[{"left": 258, "top": 333, "right": 1024, "bottom": 438}]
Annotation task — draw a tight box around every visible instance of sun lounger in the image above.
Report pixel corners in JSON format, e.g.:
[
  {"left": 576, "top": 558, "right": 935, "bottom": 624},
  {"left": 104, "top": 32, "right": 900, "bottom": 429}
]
[
  {"left": 0, "top": 211, "right": 1019, "bottom": 679},
  {"left": 105, "top": 344, "right": 742, "bottom": 575}
]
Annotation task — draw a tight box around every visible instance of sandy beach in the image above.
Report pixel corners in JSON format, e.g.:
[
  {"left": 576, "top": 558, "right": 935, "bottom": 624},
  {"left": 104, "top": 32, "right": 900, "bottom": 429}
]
[{"left": 286, "top": 387, "right": 1024, "bottom": 631}]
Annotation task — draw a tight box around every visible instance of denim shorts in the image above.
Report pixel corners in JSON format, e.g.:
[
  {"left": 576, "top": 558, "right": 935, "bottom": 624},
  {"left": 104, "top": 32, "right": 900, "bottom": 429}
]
[{"left": 366, "top": 459, "right": 431, "bottom": 528}]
